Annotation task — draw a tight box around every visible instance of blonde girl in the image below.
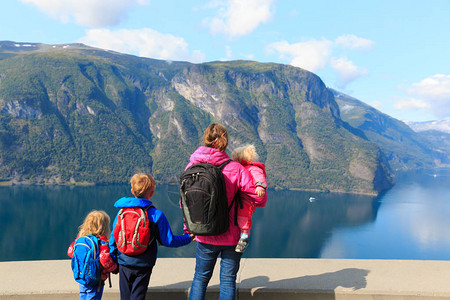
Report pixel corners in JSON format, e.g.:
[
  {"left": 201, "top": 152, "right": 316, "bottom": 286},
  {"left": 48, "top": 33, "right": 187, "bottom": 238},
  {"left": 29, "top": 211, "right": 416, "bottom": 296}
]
[
  {"left": 68, "top": 210, "right": 117, "bottom": 300},
  {"left": 77, "top": 210, "right": 111, "bottom": 238}
]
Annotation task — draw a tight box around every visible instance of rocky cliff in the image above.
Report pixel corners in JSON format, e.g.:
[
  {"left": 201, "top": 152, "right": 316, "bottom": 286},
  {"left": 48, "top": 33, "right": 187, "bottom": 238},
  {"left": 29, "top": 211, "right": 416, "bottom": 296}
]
[{"left": 0, "top": 42, "right": 393, "bottom": 194}]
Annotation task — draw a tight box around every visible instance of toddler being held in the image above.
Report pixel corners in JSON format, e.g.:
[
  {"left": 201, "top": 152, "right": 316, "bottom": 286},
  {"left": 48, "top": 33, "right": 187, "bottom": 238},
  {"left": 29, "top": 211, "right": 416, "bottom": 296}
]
[{"left": 231, "top": 144, "right": 268, "bottom": 253}]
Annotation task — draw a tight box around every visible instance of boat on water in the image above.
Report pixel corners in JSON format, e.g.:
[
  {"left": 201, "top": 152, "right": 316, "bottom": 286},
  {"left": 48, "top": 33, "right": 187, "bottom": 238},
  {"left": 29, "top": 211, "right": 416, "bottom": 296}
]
[{"left": 309, "top": 197, "right": 316, "bottom": 202}]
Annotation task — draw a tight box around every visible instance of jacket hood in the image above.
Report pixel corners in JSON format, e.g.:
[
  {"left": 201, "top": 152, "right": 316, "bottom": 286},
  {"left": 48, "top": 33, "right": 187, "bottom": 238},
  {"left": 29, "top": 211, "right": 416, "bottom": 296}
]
[
  {"left": 242, "top": 160, "right": 267, "bottom": 176},
  {"left": 114, "top": 197, "right": 153, "bottom": 208},
  {"left": 189, "top": 146, "right": 230, "bottom": 166}
]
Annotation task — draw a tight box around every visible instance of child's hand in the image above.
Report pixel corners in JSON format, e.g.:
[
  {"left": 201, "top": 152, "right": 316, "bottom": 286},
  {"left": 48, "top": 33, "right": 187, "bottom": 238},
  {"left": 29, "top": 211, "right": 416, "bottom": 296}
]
[
  {"left": 256, "top": 189, "right": 265, "bottom": 197},
  {"left": 190, "top": 234, "right": 196, "bottom": 242}
]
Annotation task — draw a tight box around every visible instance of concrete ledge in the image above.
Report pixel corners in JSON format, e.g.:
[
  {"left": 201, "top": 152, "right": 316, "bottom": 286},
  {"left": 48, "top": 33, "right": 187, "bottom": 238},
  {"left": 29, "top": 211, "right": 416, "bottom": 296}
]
[{"left": 2, "top": 258, "right": 450, "bottom": 299}]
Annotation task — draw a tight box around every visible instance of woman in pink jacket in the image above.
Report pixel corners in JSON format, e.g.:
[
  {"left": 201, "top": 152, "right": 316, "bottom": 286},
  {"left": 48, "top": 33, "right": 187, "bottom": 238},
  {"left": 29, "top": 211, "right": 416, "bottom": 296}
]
[{"left": 186, "top": 123, "right": 266, "bottom": 300}]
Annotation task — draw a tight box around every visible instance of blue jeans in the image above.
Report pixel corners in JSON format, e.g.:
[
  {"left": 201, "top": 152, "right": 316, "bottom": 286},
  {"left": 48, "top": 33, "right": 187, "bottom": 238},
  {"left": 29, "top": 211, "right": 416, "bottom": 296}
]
[
  {"left": 189, "top": 242, "right": 242, "bottom": 300},
  {"left": 79, "top": 283, "right": 103, "bottom": 300}
]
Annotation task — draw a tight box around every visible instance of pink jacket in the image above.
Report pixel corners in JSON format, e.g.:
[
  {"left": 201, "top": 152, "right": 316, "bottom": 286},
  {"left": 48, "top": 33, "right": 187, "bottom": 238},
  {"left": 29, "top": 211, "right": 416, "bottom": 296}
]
[
  {"left": 242, "top": 161, "right": 268, "bottom": 208},
  {"left": 185, "top": 146, "right": 266, "bottom": 245}
]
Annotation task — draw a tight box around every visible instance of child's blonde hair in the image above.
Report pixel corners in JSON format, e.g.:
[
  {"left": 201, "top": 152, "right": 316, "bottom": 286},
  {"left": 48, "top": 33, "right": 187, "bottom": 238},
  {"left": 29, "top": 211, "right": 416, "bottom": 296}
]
[
  {"left": 78, "top": 210, "right": 111, "bottom": 238},
  {"left": 203, "top": 123, "right": 228, "bottom": 152},
  {"left": 231, "top": 144, "right": 259, "bottom": 163},
  {"left": 130, "top": 173, "right": 156, "bottom": 198}
]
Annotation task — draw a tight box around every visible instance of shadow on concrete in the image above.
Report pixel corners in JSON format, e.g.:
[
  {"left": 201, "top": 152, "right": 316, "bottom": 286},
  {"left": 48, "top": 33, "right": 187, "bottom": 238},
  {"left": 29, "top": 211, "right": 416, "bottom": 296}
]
[
  {"left": 238, "top": 268, "right": 370, "bottom": 299},
  {"left": 149, "top": 268, "right": 369, "bottom": 299},
  {"left": 149, "top": 279, "right": 222, "bottom": 300}
]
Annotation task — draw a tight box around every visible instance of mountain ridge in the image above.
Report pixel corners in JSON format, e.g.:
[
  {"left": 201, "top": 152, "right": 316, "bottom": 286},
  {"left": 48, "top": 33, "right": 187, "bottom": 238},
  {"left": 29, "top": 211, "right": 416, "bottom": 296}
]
[
  {"left": 1, "top": 41, "right": 436, "bottom": 195},
  {"left": 331, "top": 89, "right": 449, "bottom": 170}
]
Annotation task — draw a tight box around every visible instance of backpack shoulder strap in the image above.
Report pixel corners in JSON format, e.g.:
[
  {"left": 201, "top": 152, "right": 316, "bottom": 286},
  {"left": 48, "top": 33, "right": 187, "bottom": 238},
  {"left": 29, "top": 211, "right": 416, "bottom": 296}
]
[
  {"left": 228, "top": 191, "right": 243, "bottom": 226},
  {"left": 143, "top": 205, "right": 157, "bottom": 246},
  {"left": 218, "top": 159, "right": 231, "bottom": 169},
  {"left": 85, "top": 235, "right": 99, "bottom": 259},
  {"left": 218, "top": 159, "right": 238, "bottom": 224}
]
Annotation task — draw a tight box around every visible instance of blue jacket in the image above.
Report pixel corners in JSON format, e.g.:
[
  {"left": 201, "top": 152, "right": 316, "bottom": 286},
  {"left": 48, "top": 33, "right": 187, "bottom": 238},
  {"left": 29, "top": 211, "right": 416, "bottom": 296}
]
[{"left": 109, "top": 197, "right": 191, "bottom": 268}]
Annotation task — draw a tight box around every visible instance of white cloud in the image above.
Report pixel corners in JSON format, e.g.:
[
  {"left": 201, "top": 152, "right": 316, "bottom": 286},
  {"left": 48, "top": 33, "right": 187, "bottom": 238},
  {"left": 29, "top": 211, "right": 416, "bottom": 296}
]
[
  {"left": 267, "top": 39, "right": 333, "bottom": 72},
  {"left": 395, "top": 186, "right": 450, "bottom": 250},
  {"left": 394, "top": 98, "right": 430, "bottom": 110},
  {"left": 225, "top": 45, "right": 233, "bottom": 60},
  {"left": 219, "top": 45, "right": 233, "bottom": 61},
  {"left": 204, "top": 0, "right": 276, "bottom": 37},
  {"left": 410, "top": 75, "right": 450, "bottom": 99},
  {"left": 405, "top": 74, "right": 450, "bottom": 118},
  {"left": 245, "top": 53, "right": 255, "bottom": 60},
  {"left": 330, "top": 57, "right": 368, "bottom": 88},
  {"left": 369, "top": 101, "right": 384, "bottom": 109},
  {"left": 267, "top": 34, "right": 373, "bottom": 87},
  {"left": 335, "top": 34, "right": 374, "bottom": 50},
  {"left": 79, "top": 28, "right": 206, "bottom": 63},
  {"left": 20, "top": 0, "right": 147, "bottom": 27}
]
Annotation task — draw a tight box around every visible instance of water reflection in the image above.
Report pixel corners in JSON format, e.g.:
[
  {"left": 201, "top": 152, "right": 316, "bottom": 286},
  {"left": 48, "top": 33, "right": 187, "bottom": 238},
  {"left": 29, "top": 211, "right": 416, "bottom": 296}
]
[
  {"left": 0, "top": 185, "right": 128, "bottom": 261},
  {"left": 320, "top": 169, "right": 450, "bottom": 260},
  {"left": 0, "top": 184, "right": 380, "bottom": 261},
  {"left": 3, "top": 169, "right": 449, "bottom": 261},
  {"left": 244, "top": 190, "right": 379, "bottom": 258}
]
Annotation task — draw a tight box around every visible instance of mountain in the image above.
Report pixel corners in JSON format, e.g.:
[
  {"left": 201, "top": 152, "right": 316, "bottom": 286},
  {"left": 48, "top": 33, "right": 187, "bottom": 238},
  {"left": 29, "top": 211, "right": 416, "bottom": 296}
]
[
  {"left": 404, "top": 120, "right": 450, "bottom": 166},
  {"left": 415, "top": 130, "right": 450, "bottom": 167},
  {"left": 331, "top": 89, "right": 449, "bottom": 170},
  {"left": 404, "top": 119, "right": 450, "bottom": 134},
  {"left": 0, "top": 41, "right": 394, "bottom": 195}
]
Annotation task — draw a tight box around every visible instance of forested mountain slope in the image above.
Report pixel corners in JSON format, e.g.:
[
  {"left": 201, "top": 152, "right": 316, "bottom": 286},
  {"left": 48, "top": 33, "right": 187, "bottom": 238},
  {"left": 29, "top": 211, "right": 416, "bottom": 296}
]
[
  {"left": 0, "top": 41, "right": 394, "bottom": 194},
  {"left": 332, "top": 89, "right": 448, "bottom": 170}
]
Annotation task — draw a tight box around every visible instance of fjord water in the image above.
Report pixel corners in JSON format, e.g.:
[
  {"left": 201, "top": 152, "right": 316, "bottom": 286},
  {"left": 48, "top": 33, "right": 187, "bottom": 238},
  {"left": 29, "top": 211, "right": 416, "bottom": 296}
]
[{"left": 1, "top": 169, "right": 449, "bottom": 261}]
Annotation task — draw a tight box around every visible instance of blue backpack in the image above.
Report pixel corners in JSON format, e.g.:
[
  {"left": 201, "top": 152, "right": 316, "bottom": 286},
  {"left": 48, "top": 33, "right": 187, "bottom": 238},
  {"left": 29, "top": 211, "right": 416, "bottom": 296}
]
[{"left": 71, "top": 235, "right": 101, "bottom": 287}]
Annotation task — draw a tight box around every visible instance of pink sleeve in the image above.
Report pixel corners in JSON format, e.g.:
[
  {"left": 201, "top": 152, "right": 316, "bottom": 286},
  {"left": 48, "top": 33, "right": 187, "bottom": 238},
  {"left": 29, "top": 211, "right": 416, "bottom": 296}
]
[
  {"left": 239, "top": 167, "right": 268, "bottom": 207},
  {"left": 249, "top": 166, "right": 267, "bottom": 188},
  {"left": 99, "top": 238, "right": 117, "bottom": 273},
  {"left": 99, "top": 248, "right": 117, "bottom": 272},
  {"left": 67, "top": 241, "right": 75, "bottom": 258},
  {"left": 183, "top": 222, "right": 190, "bottom": 234}
]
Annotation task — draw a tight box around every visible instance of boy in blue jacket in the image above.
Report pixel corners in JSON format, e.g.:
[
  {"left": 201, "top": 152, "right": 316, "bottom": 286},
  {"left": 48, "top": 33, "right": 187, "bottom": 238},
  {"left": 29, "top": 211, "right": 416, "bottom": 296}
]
[{"left": 109, "top": 173, "right": 193, "bottom": 300}]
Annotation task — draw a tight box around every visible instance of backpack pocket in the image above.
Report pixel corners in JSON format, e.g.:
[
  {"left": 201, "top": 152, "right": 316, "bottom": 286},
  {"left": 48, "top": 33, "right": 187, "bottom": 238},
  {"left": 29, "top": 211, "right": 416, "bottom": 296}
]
[
  {"left": 135, "top": 222, "right": 151, "bottom": 248},
  {"left": 185, "top": 189, "right": 211, "bottom": 224}
]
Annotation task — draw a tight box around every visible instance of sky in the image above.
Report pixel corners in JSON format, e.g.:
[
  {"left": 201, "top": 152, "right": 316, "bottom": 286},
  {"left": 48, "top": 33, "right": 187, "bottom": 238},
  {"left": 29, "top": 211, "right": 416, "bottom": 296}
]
[{"left": 1, "top": 0, "right": 449, "bottom": 122}]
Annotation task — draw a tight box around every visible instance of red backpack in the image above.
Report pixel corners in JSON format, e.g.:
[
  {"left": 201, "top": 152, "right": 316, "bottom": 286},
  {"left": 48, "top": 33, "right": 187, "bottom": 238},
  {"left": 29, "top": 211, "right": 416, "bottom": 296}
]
[{"left": 114, "top": 207, "right": 154, "bottom": 256}]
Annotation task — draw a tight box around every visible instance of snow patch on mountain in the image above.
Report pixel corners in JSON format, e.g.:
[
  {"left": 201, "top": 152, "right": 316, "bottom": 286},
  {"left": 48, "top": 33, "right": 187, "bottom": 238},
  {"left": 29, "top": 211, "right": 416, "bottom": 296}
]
[{"left": 404, "top": 119, "right": 450, "bottom": 134}]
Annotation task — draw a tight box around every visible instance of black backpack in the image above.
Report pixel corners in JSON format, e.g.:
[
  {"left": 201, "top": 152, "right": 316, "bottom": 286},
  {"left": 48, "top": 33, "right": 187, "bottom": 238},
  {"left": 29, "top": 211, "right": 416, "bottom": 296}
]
[{"left": 180, "top": 160, "right": 239, "bottom": 236}]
